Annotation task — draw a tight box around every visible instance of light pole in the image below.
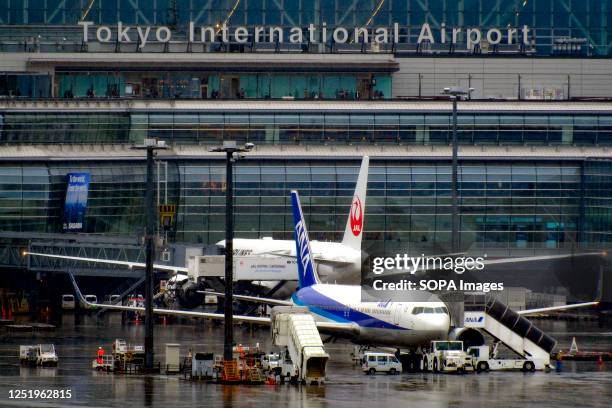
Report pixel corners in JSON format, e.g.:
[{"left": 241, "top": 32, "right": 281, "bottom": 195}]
[
  {"left": 210, "top": 141, "right": 254, "bottom": 362},
  {"left": 131, "top": 138, "right": 168, "bottom": 371},
  {"left": 443, "top": 87, "right": 473, "bottom": 254}
]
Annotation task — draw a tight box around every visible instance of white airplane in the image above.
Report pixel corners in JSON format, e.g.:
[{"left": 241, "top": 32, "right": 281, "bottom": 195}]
[
  {"left": 66, "top": 190, "right": 601, "bottom": 349},
  {"left": 217, "top": 155, "right": 369, "bottom": 285}
]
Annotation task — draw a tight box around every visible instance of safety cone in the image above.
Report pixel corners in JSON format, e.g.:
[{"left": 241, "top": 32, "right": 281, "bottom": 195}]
[{"left": 597, "top": 354, "right": 604, "bottom": 365}]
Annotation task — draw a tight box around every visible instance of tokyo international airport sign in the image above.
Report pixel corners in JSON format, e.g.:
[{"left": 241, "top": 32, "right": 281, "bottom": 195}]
[
  {"left": 78, "top": 21, "right": 532, "bottom": 50},
  {"left": 63, "top": 173, "right": 90, "bottom": 232}
]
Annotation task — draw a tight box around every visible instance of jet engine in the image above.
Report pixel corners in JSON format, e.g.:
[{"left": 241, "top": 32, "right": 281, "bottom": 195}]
[{"left": 448, "top": 327, "right": 486, "bottom": 349}]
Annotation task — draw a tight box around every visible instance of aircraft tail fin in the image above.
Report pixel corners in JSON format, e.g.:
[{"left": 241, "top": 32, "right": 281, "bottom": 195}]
[
  {"left": 290, "top": 190, "right": 319, "bottom": 288},
  {"left": 341, "top": 156, "right": 369, "bottom": 251}
]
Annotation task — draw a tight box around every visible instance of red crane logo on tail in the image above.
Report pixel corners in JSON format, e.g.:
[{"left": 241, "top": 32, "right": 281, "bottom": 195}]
[{"left": 350, "top": 196, "right": 363, "bottom": 237}]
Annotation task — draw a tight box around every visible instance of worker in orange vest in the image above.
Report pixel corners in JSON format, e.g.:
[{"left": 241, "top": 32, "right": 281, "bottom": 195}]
[{"left": 97, "top": 347, "right": 105, "bottom": 364}]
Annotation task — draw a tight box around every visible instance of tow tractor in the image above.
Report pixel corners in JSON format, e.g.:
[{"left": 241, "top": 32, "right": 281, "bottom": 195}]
[
  {"left": 421, "top": 340, "right": 472, "bottom": 373},
  {"left": 467, "top": 343, "right": 543, "bottom": 372},
  {"left": 20, "top": 344, "right": 58, "bottom": 367}
]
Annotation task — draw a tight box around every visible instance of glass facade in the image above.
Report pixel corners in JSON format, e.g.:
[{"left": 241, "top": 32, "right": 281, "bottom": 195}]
[
  {"left": 0, "top": 0, "right": 610, "bottom": 56},
  {"left": 1, "top": 159, "right": 610, "bottom": 255},
  {"left": 56, "top": 72, "right": 391, "bottom": 100},
  {"left": 0, "top": 74, "right": 51, "bottom": 98},
  {"left": 2, "top": 109, "right": 611, "bottom": 146},
  {"left": 0, "top": 113, "right": 131, "bottom": 144}
]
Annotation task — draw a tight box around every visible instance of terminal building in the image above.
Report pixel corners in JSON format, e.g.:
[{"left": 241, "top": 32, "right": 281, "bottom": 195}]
[{"left": 0, "top": 1, "right": 611, "bottom": 297}]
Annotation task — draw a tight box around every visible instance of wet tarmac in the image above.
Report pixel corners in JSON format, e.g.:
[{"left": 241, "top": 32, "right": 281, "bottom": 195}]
[{"left": 0, "top": 313, "right": 610, "bottom": 408}]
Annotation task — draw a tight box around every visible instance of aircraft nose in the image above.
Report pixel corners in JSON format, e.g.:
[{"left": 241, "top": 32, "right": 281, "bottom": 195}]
[{"left": 424, "top": 314, "right": 451, "bottom": 332}]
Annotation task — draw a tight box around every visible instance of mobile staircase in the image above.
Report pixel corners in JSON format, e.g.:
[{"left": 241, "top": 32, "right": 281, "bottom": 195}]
[{"left": 463, "top": 294, "right": 556, "bottom": 368}]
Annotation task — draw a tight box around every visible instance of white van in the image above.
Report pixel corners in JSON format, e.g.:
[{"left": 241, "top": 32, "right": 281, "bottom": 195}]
[
  {"left": 103, "top": 295, "right": 121, "bottom": 305},
  {"left": 362, "top": 352, "right": 402, "bottom": 375},
  {"left": 61, "top": 294, "right": 75, "bottom": 310},
  {"left": 83, "top": 295, "right": 97, "bottom": 306}
]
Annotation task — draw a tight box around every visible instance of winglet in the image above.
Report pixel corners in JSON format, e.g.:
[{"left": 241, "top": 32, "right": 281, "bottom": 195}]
[
  {"left": 290, "top": 190, "right": 319, "bottom": 288},
  {"left": 341, "top": 156, "right": 369, "bottom": 251}
]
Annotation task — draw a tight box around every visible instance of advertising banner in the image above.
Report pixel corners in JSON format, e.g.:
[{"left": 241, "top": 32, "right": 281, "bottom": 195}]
[{"left": 62, "top": 172, "right": 90, "bottom": 231}]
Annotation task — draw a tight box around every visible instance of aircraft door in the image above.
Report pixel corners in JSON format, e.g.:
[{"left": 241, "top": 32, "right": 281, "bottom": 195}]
[
  {"left": 393, "top": 305, "right": 400, "bottom": 325},
  {"left": 405, "top": 306, "right": 415, "bottom": 329}
]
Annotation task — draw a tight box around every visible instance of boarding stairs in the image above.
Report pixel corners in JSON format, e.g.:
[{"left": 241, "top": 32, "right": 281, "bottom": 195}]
[
  {"left": 463, "top": 294, "right": 555, "bottom": 366},
  {"left": 270, "top": 307, "right": 329, "bottom": 384}
]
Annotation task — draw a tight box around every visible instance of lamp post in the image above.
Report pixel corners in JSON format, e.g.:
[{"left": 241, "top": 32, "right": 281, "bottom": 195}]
[
  {"left": 210, "top": 141, "right": 254, "bottom": 362},
  {"left": 131, "top": 138, "right": 168, "bottom": 371},
  {"left": 442, "top": 87, "right": 474, "bottom": 254}
]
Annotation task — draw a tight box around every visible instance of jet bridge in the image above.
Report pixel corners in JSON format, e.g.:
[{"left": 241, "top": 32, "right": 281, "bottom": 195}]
[{"left": 462, "top": 294, "right": 555, "bottom": 366}]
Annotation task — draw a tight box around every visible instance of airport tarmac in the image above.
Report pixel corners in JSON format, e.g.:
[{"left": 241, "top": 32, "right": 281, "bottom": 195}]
[{"left": 0, "top": 314, "right": 610, "bottom": 408}]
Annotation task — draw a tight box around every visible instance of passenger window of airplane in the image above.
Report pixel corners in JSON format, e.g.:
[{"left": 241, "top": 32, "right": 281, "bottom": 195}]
[
  {"left": 412, "top": 307, "right": 423, "bottom": 315},
  {"left": 424, "top": 307, "right": 434, "bottom": 313}
]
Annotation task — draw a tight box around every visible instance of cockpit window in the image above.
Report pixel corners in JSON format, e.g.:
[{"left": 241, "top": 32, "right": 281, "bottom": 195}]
[{"left": 413, "top": 306, "right": 449, "bottom": 315}]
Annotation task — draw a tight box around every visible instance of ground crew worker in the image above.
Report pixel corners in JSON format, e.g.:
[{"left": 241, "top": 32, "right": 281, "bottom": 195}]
[{"left": 97, "top": 346, "right": 105, "bottom": 364}]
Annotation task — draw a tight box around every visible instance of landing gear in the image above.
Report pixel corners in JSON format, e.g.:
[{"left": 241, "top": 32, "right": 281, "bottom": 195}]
[{"left": 421, "top": 356, "right": 429, "bottom": 372}]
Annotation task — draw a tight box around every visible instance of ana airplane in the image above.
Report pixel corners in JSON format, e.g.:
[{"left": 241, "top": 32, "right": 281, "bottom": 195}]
[{"left": 66, "top": 190, "right": 601, "bottom": 349}]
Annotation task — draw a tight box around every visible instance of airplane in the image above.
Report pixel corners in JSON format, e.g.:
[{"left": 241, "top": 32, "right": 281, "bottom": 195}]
[
  {"left": 65, "top": 190, "right": 601, "bottom": 349},
  {"left": 216, "top": 155, "right": 369, "bottom": 285}
]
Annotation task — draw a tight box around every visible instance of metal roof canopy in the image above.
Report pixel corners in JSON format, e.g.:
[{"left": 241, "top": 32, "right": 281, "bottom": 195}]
[
  {"left": 27, "top": 52, "right": 399, "bottom": 73},
  {"left": 2, "top": 99, "right": 612, "bottom": 114}
]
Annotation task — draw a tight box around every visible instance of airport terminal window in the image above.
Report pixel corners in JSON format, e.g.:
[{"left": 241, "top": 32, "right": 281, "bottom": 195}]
[
  {"left": 2, "top": 110, "right": 611, "bottom": 147},
  {"left": 0, "top": 74, "right": 51, "bottom": 98},
  {"left": 1, "top": 159, "right": 611, "bottom": 255}
]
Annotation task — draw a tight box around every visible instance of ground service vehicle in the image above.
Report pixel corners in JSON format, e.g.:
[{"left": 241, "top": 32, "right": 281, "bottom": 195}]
[
  {"left": 261, "top": 353, "right": 280, "bottom": 374},
  {"left": 467, "top": 345, "right": 542, "bottom": 372},
  {"left": 421, "top": 341, "right": 471, "bottom": 373},
  {"left": 36, "top": 344, "right": 58, "bottom": 367},
  {"left": 362, "top": 352, "right": 402, "bottom": 375},
  {"left": 61, "top": 294, "right": 75, "bottom": 310},
  {"left": 20, "top": 345, "right": 58, "bottom": 367}
]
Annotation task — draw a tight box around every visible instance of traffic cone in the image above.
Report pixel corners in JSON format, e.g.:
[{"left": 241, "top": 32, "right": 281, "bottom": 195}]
[{"left": 597, "top": 354, "right": 604, "bottom": 365}]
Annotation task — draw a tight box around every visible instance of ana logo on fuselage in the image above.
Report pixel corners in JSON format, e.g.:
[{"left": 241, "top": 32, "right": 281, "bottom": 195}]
[{"left": 350, "top": 196, "right": 363, "bottom": 236}]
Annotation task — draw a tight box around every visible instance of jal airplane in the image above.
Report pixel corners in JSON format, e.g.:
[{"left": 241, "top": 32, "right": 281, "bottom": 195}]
[
  {"left": 67, "top": 190, "right": 600, "bottom": 348},
  {"left": 217, "top": 155, "right": 369, "bottom": 284}
]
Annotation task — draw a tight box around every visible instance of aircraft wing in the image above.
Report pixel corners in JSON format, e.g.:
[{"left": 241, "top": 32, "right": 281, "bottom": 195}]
[
  {"left": 315, "top": 321, "right": 360, "bottom": 337},
  {"left": 68, "top": 274, "right": 359, "bottom": 335},
  {"left": 199, "top": 291, "right": 293, "bottom": 307},
  {"left": 265, "top": 250, "right": 354, "bottom": 265},
  {"left": 25, "top": 251, "right": 189, "bottom": 274},
  {"left": 517, "top": 301, "right": 599, "bottom": 316}
]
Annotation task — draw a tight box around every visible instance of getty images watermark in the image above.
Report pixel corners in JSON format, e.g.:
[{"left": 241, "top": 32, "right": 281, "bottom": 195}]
[{"left": 369, "top": 254, "right": 504, "bottom": 294}]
